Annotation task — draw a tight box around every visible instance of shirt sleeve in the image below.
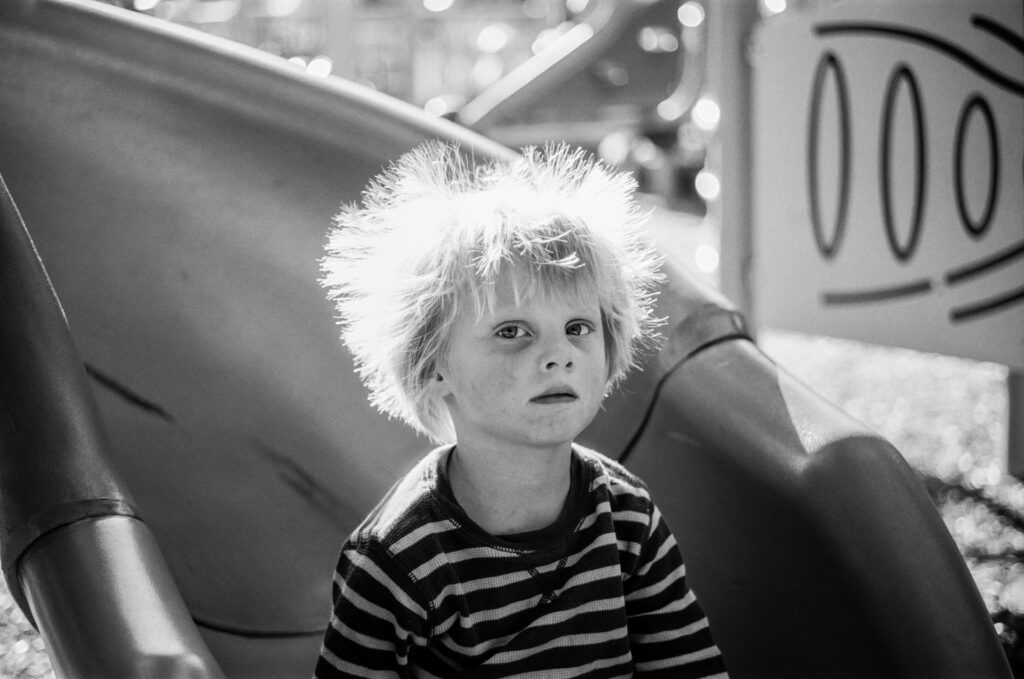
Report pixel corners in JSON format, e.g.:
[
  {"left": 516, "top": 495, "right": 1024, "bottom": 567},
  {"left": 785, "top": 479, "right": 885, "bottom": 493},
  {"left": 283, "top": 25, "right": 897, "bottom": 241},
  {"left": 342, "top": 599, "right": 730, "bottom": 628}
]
[
  {"left": 314, "top": 540, "right": 430, "bottom": 679},
  {"left": 623, "top": 504, "right": 728, "bottom": 679}
]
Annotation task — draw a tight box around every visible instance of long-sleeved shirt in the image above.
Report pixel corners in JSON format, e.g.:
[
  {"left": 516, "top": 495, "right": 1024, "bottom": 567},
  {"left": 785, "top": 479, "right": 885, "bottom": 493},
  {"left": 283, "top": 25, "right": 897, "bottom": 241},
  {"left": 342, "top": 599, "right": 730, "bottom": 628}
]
[{"left": 315, "top": 444, "right": 727, "bottom": 678}]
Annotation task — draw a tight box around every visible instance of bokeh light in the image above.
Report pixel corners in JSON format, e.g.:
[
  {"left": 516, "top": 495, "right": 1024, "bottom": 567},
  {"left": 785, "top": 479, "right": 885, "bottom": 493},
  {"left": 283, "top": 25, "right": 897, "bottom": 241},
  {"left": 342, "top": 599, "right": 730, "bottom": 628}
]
[
  {"left": 632, "top": 137, "right": 662, "bottom": 168},
  {"left": 694, "top": 244, "right": 720, "bottom": 274},
  {"left": 657, "top": 98, "right": 685, "bottom": 122},
  {"left": 637, "top": 26, "right": 679, "bottom": 53},
  {"left": 423, "top": 97, "right": 449, "bottom": 117},
  {"left": 692, "top": 96, "right": 720, "bottom": 132},
  {"left": 695, "top": 168, "right": 720, "bottom": 200},
  {"left": 565, "top": 0, "right": 590, "bottom": 15},
  {"left": 476, "top": 23, "right": 512, "bottom": 53},
  {"left": 423, "top": 0, "right": 454, "bottom": 13},
  {"left": 597, "top": 131, "right": 632, "bottom": 167},
  {"left": 678, "top": 1, "right": 705, "bottom": 28},
  {"left": 306, "top": 55, "right": 332, "bottom": 77},
  {"left": 266, "top": 0, "right": 302, "bottom": 18}
]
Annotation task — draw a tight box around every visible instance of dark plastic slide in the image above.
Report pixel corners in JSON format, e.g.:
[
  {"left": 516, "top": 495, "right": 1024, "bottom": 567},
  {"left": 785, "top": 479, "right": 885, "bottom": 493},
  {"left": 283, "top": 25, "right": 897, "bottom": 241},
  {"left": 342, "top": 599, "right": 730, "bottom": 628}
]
[{"left": 0, "top": 1, "right": 1011, "bottom": 677}]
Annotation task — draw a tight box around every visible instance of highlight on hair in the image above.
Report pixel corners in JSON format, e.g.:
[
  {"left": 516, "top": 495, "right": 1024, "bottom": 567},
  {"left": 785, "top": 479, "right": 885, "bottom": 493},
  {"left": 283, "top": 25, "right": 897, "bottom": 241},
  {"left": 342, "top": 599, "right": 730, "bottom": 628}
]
[{"left": 321, "top": 141, "right": 664, "bottom": 442}]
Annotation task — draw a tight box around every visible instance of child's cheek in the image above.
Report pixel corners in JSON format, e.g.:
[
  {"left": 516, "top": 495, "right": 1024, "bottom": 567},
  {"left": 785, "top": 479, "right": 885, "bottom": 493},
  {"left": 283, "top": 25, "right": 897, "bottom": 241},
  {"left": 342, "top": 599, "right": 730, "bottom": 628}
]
[
  {"left": 461, "top": 355, "right": 519, "bottom": 405},
  {"left": 490, "top": 357, "right": 522, "bottom": 393}
]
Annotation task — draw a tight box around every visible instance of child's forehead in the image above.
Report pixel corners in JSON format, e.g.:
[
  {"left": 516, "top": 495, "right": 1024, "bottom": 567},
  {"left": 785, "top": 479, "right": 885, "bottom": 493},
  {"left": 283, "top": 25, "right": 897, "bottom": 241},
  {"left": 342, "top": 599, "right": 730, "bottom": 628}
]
[{"left": 464, "top": 267, "right": 597, "bottom": 315}]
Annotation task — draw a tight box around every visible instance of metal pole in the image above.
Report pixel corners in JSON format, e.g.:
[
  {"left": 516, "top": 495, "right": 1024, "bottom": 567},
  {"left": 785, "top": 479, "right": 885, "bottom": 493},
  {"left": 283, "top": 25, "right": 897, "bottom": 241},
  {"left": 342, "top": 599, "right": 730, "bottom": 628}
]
[{"left": 704, "top": 0, "right": 760, "bottom": 321}]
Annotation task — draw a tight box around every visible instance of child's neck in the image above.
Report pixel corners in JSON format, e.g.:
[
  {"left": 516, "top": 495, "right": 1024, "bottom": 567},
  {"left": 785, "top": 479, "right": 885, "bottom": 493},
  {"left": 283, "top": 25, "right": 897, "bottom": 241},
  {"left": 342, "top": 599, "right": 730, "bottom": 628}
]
[{"left": 447, "top": 441, "right": 573, "bottom": 537}]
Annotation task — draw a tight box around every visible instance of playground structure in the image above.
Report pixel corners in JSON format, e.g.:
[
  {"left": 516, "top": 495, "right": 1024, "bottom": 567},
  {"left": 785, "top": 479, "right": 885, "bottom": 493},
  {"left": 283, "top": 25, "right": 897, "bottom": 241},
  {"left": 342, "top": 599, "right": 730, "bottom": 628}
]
[
  {"left": 707, "top": 0, "right": 1023, "bottom": 476},
  {"left": 0, "top": 0, "right": 1015, "bottom": 677}
]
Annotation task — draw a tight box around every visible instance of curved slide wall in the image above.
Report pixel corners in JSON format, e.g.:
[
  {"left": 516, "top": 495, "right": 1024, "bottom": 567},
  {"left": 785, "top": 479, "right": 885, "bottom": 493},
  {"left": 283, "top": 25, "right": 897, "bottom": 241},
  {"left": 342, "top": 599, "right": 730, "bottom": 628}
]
[{"left": 0, "top": 1, "right": 1011, "bottom": 677}]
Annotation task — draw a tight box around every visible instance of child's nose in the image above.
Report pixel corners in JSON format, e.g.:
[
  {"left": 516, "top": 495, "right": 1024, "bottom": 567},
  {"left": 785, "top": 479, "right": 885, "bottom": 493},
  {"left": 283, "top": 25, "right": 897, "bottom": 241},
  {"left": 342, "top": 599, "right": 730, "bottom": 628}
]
[{"left": 541, "top": 337, "right": 574, "bottom": 371}]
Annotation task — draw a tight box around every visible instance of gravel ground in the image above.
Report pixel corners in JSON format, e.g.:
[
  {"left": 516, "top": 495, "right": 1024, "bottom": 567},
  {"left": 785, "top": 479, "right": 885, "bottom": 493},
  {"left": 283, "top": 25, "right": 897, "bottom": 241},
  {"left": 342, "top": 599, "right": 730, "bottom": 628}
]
[{"left": 0, "top": 330, "right": 1020, "bottom": 677}]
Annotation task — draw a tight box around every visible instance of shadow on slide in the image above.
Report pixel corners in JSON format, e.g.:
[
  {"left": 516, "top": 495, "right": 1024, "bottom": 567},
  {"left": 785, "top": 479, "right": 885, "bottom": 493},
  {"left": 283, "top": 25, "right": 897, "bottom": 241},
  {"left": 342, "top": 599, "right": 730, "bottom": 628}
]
[{"left": 0, "top": 1, "right": 1011, "bottom": 677}]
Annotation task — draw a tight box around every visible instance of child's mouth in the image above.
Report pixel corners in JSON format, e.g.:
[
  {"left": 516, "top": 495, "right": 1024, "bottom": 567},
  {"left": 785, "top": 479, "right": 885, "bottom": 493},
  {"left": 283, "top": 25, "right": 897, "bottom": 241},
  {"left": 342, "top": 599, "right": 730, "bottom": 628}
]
[{"left": 531, "top": 389, "right": 578, "bottom": 404}]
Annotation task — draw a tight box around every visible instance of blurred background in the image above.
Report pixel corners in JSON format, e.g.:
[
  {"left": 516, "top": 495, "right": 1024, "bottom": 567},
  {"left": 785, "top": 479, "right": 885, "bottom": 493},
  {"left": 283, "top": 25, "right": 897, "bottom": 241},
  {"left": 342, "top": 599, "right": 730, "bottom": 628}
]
[
  {"left": 0, "top": 0, "right": 1020, "bottom": 675},
  {"left": 104, "top": 0, "right": 718, "bottom": 215}
]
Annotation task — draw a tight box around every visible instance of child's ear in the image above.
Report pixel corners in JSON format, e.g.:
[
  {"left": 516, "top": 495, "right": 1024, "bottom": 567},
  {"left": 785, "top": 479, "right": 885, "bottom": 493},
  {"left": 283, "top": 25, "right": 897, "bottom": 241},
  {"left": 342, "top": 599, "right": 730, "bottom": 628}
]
[{"left": 432, "top": 370, "right": 453, "bottom": 398}]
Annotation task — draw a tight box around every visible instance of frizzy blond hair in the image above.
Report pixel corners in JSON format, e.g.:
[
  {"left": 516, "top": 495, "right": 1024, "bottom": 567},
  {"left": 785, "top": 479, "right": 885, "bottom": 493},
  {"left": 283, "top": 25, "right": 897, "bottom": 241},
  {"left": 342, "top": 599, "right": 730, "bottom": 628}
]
[{"left": 320, "top": 141, "right": 663, "bottom": 442}]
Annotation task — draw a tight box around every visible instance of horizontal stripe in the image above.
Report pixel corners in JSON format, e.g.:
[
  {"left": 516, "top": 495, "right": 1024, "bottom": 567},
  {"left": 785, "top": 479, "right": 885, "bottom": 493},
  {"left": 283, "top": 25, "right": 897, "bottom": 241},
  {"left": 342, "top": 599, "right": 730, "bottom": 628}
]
[
  {"left": 629, "top": 588, "right": 697, "bottom": 617},
  {"left": 340, "top": 550, "right": 429, "bottom": 619},
  {"left": 610, "top": 509, "right": 649, "bottom": 525},
  {"left": 530, "top": 591, "right": 629, "bottom": 629},
  {"left": 635, "top": 616, "right": 710, "bottom": 644},
  {"left": 430, "top": 569, "right": 532, "bottom": 610},
  {"left": 433, "top": 593, "right": 635, "bottom": 662},
  {"left": 329, "top": 613, "right": 397, "bottom": 652},
  {"left": 512, "top": 654, "right": 633, "bottom": 679},
  {"left": 411, "top": 544, "right": 519, "bottom": 581},
  {"left": 430, "top": 530, "right": 622, "bottom": 614},
  {"left": 633, "top": 643, "right": 723, "bottom": 671},
  {"left": 390, "top": 519, "right": 458, "bottom": 554},
  {"left": 626, "top": 562, "right": 686, "bottom": 602},
  {"left": 319, "top": 645, "right": 400, "bottom": 679},
  {"left": 489, "top": 626, "right": 629, "bottom": 665},
  {"left": 633, "top": 531, "right": 677, "bottom": 579},
  {"left": 609, "top": 481, "right": 651, "bottom": 503}
]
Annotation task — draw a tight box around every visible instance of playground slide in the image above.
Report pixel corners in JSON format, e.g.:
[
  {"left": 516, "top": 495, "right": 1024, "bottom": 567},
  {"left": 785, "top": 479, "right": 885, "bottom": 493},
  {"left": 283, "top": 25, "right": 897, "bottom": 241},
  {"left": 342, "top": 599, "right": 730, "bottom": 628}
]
[{"left": 0, "top": 1, "right": 1011, "bottom": 677}]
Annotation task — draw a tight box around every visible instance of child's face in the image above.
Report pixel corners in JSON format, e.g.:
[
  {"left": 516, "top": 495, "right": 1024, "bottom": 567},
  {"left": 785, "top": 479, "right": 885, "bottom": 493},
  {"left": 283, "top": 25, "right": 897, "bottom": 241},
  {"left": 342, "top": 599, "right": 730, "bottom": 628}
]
[{"left": 436, "top": 276, "right": 607, "bottom": 455}]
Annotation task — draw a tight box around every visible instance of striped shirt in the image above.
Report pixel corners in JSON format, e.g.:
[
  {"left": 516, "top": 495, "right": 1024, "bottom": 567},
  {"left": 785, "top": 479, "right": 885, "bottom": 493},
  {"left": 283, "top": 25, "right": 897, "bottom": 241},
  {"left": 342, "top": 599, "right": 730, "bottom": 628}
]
[{"left": 315, "top": 445, "right": 727, "bottom": 678}]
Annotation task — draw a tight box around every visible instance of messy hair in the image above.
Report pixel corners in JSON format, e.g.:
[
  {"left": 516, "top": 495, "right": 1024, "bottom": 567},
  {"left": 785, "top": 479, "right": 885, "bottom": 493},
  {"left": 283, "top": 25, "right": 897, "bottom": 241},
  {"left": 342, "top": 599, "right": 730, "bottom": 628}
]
[{"left": 321, "top": 141, "right": 664, "bottom": 442}]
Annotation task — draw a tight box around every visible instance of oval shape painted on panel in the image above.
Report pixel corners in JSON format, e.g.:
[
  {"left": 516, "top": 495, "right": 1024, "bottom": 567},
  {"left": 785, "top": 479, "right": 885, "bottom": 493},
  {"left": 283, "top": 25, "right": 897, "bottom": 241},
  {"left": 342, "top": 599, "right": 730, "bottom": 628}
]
[
  {"left": 880, "top": 65, "right": 926, "bottom": 262},
  {"left": 955, "top": 95, "right": 999, "bottom": 239},
  {"left": 807, "top": 52, "right": 851, "bottom": 259}
]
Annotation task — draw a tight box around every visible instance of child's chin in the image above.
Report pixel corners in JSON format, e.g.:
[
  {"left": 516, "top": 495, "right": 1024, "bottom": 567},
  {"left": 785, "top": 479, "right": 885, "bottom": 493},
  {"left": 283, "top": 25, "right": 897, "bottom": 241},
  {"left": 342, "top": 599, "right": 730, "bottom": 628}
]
[{"left": 524, "top": 422, "right": 590, "bottom": 448}]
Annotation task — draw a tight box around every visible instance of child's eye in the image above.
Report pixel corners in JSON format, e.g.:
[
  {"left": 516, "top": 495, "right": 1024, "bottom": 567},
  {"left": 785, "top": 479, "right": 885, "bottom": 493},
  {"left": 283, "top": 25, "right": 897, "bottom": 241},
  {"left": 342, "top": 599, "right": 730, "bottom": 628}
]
[
  {"left": 495, "top": 325, "right": 527, "bottom": 339},
  {"left": 566, "top": 321, "right": 594, "bottom": 336}
]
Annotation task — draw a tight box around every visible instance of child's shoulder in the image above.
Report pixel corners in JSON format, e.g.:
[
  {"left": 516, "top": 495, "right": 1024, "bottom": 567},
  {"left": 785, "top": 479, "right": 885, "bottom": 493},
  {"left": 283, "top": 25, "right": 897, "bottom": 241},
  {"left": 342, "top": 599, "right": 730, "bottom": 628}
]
[
  {"left": 350, "top": 446, "right": 449, "bottom": 548},
  {"left": 573, "top": 444, "right": 652, "bottom": 503}
]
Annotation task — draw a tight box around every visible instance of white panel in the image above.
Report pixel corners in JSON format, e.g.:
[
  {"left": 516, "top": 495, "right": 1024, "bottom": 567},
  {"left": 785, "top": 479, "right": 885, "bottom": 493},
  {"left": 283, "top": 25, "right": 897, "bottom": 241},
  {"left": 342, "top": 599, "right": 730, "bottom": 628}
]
[{"left": 751, "top": 0, "right": 1023, "bottom": 368}]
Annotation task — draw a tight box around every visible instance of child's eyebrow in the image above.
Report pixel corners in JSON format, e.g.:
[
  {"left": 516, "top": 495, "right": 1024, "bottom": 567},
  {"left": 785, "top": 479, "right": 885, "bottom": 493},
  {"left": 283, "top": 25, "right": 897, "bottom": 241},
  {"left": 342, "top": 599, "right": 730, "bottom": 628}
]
[
  {"left": 565, "top": 303, "right": 602, "bottom": 318},
  {"left": 489, "top": 316, "right": 525, "bottom": 326}
]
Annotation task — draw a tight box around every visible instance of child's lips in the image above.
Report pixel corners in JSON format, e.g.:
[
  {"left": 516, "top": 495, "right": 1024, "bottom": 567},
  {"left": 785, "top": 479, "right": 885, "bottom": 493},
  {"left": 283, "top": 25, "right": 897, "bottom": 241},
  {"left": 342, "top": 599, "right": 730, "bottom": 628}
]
[{"left": 531, "top": 388, "right": 578, "bottom": 404}]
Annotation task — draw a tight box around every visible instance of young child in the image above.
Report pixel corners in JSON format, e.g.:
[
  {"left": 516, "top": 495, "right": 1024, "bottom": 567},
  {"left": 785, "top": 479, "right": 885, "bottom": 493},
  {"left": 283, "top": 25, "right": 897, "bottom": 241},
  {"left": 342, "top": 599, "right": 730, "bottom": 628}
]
[{"left": 315, "top": 142, "right": 727, "bottom": 678}]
